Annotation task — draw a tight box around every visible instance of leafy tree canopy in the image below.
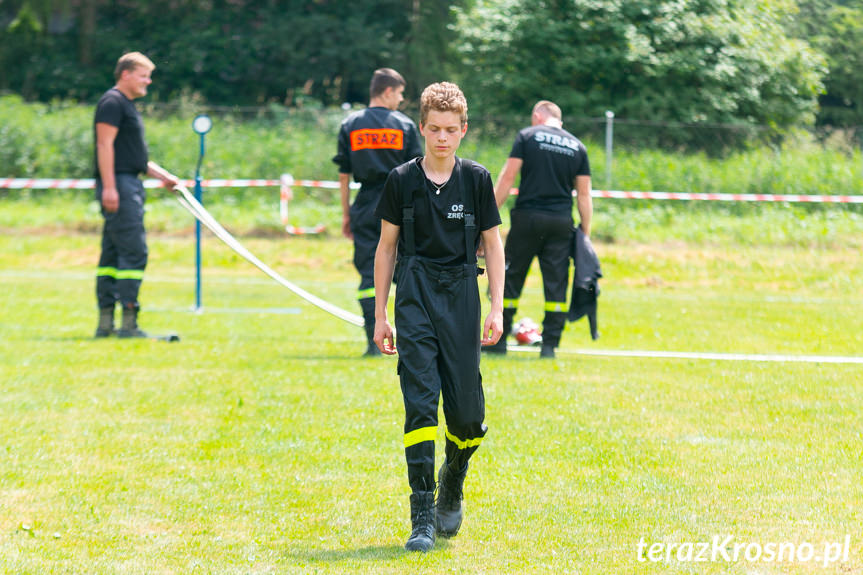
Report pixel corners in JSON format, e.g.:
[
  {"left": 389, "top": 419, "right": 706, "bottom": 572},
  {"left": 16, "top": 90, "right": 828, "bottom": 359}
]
[{"left": 456, "top": 0, "right": 826, "bottom": 132}]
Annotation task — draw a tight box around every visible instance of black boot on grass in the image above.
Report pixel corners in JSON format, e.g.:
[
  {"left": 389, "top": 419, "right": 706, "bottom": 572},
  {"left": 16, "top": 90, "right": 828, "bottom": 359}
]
[
  {"left": 117, "top": 304, "right": 148, "bottom": 339},
  {"left": 95, "top": 306, "right": 115, "bottom": 338},
  {"left": 405, "top": 491, "right": 436, "bottom": 552},
  {"left": 361, "top": 300, "right": 381, "bottom": 357},
  {"left": 435, "top": 460, "right": 467, "bottom": 537}
]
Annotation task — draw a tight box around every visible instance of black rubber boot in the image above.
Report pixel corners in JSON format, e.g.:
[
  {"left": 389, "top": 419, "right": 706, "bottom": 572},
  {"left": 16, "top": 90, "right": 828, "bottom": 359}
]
[
  {"left": 94, "top": 306, "right": 115, "bottom": 338},
  {"left": 405, "top": 491, "right": 436, "bottom": 552},
  {"left": 435, "top": 461, "right": 467, "bottom": 537},
  {"left": 360, "top": 298, "right": 380, "bottom": 357},
  {"left": 117, "top": 305, "right": 148, "bottom": 338},
  {"left": 540, "top": 344, "right": 556, "bottom": 359}
]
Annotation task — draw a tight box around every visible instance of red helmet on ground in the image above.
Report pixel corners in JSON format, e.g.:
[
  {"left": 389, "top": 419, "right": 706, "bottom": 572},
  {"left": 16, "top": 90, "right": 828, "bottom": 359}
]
[{"left": 513, "top": 318, "right": 543, "bottom": 346}]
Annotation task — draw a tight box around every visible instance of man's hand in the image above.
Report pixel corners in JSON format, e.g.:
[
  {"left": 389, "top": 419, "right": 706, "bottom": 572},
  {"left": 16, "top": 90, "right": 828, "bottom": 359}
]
[
  {"left": 101, "top": 186, "right": 120, "bottom": 213},
  {"left": 161, "top": 173, "right": 180, "bottom": 188},
  {"left": 342, "top": 214, "right": 353, "bottom": 239},
  {"left": 480, "top": 310, "right": 503, "bottom": 346},
  {"left": 374, "top": 319, "right": 397, "bottom": 355}
]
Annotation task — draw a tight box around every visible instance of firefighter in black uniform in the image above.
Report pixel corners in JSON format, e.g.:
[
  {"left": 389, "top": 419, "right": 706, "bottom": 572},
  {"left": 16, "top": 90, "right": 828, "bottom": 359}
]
[
  {"left": 333, "top": 68, "right": 423, "bottom": 356},
  {"left": 373, "top": 82, "right": 504, "bottom": 552},
  {"left": 489, "top": 100, "right": 592, "bottom": 358},
  {"left": 94, "top": 52, "right": 178, "bottom": 338}
]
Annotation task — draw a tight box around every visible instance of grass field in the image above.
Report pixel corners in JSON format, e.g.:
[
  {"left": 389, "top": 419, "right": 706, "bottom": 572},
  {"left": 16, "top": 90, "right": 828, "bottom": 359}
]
[{"left": 1, "top": 207, "right": 862, "bottom": 572}]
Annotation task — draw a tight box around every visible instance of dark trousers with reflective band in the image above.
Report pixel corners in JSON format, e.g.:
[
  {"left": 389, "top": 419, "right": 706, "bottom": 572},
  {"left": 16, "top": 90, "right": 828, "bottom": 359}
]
[
  {"left": 395, "top": 256, "right": 487, "bottom": 493},
  {"left": 503, "top": 209, "right": 572, "bottom": 348},
  {"left": 350, "top": 191, "right": 382, "bottom": 334},
  {"left": 96, "top": 174, "right": 148, "bottom": 309}
]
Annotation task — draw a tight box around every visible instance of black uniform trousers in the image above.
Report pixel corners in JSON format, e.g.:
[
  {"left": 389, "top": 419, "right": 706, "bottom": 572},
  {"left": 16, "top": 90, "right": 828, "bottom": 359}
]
[
  {"left": 350, "top": 186, "right": 384, "bottom": 337},
  {"left": 503, "top": 209, "right": 572, "bottom": 348},
  {"left": 395, "top": 256, "right": 488, "bottom": 493},
  {"left": 96, "top": 174, "right": 148, "bottom": 310}
]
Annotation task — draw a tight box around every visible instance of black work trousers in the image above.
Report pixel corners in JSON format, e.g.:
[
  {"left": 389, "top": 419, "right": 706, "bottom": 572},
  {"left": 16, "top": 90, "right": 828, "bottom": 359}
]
[
  {"left": 350, "top": 189, "right": 382, "bottom": 333},
  {"left": 95, "top": 174, "right": 148, "bottom": 310},
  {"left": 395, "top": 256, "right": 487, "bottom": 493},
  {"left": 503, "top": 209, "right": 572, "bottom": 348}
]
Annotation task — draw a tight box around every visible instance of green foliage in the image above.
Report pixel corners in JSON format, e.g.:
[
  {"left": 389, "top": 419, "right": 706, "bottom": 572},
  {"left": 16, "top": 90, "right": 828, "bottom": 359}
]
[
  {"left": 2, "top": 0, "right": 857, "bottom": 139},
  {"left": 456, "top": 0, "right": 826, "bottom": 145},
  {"left": 793, "top": 0, "right": 863, "bottom": 129},
  {"left": 1, "top": 96, "right": 861, "bottom": 247},
  {"left": 0, "top": 0, "right": 464, "bottom": 106},
  {"left": 0, "top": 95, "right": 93, "bottom": 177}
]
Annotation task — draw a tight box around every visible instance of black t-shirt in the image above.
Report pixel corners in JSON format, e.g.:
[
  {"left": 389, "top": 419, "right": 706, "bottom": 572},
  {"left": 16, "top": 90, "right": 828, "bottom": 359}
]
[
  {"left": 333, "top": 107, "right": 423, "bottom": 197},
  {"left": 510, "top": 125, "right": 591, "bottom": 213},
  {"left": 93, "top": 88, "right": 149, "bottom": 177},
  {"left": 376, "top": 157, "right": 501, "bottom": 266}
]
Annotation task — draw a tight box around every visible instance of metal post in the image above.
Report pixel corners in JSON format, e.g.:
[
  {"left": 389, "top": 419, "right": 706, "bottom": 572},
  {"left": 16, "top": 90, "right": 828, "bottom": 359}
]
[
  {"left": 605, "top": 110, "right": 614, "bottom": 191},
  {"left": 194, "top": 140, "right": 203, "bottom": 311},
  {"left": 191, "top": 114, "right": 212, "bottom": 312}
]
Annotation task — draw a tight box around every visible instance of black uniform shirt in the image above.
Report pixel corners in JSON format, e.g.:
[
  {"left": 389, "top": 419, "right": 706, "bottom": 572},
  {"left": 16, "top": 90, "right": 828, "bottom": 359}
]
[
  {"left": 376, "top": 157, "right": 501, "bottom": 266},
  {"left": 333, "top": 107, "right": 423, "bottom": 193},
  {"left": 93, "top": 88, "right": 149, "bottom": 177},
  {"left": 510, "top": 125, "right": 590, "bottom": 213}
]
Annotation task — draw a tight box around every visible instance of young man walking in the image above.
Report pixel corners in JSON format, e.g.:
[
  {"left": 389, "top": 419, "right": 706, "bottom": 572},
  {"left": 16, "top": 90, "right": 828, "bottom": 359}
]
[
  {"left": 333, "top": 68, "right": 423, "bottom": 356},
  {"left": 94, "top": 52, "right": 179, "bottom": 338},
  {"left": 373, "top": 82, "right": 505, "bottom": 552},
  {"left": 489, "top": 100, "right": 592, "bottom": 358}
]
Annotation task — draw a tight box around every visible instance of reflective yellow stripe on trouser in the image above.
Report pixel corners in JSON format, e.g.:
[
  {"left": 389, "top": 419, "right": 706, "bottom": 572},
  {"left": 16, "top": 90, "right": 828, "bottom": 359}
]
[
  {"left": 97, "top": 267, "right": 145, "bottom": 280},
  {"left": 503, "top": 298, "right": 519, "bottom": 309},
  {"left": 357, "top": 287, "right": 375, "bottom": 300},
  {"left": 445, "top": 428, "right": 484, "bottom": 450},
  {"left": 404, "top": 426, "right": 437, "bottom": 448},
  {"left": 544, "top": 301, "right": 567, "bottom": 313}
]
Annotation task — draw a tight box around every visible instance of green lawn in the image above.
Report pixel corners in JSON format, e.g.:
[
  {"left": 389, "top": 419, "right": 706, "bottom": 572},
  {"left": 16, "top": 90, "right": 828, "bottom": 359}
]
[{"left": 1, "top": 225, "right": 862, "bottom": 573}]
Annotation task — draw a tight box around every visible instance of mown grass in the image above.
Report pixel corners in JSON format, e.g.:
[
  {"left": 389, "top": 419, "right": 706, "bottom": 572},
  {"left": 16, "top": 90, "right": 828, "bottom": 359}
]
[
  {"left": 2, "top": 95, "right": 862, "bottom": 572},
  {"left": 1, "top": 226, "right": 862, "bottom": 574}
]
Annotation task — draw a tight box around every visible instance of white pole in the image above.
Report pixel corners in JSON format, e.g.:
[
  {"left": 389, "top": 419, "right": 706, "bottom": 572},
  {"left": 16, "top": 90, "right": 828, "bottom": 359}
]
[{"left": 605, "top": 110, "right": 615, "bottom": 191}]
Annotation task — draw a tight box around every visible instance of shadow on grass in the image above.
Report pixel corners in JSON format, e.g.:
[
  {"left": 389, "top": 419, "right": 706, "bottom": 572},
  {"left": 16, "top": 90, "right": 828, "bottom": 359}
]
[{"left": 289, "top": 539, "right": 450, "bottom": 563}]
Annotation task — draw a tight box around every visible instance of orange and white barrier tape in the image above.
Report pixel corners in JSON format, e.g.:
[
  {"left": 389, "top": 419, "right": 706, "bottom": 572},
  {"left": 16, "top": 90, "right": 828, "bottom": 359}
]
[
  {"left": 3, "top": 177, "right": 860, "bottom": 203},
  {"left": 0, "top": 178, "right": 283, "bottom": 189},
  {"left": 587, "top": 189, "right": 863, "bottom": 204},
  {"left": 279, "top": 174, "right": 327, "bottom": 235}
]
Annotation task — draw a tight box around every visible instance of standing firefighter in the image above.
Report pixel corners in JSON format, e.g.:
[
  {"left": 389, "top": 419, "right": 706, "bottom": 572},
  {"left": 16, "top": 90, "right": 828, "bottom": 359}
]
[
  {"left": 489, "top": 100, "right": 593, "bottom": 358},
  {"left": 374, "top": 82, "right": 505, "bottom": 552},
  {"left": 333, "top": 68, "right": 423, "bottom": 356},
  {"left": 93, "top": 52, "right": 179, "bottom": 338}
]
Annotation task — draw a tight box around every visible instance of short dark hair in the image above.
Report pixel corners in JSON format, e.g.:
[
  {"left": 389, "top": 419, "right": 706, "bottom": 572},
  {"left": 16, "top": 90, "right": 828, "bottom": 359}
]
[{"left": 370, "top": 68, "right": 406, "bottom": 99}]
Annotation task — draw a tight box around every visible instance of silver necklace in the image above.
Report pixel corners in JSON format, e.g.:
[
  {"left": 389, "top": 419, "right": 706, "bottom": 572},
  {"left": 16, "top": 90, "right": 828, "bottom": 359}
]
[
  {"left": 423, "top": 161, "right": 450, "bottom": 195},
  {"left": 429, "top": 177, "right": 449, "bottom": 195}
]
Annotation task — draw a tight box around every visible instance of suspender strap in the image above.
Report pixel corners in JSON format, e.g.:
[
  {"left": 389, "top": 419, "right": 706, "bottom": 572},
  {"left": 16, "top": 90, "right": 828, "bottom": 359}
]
[
  {"left": 402, "top": 178, "right": 416, "bottom": 256},
  {"left": 460, "top": 158, "right": 477, "bottom": 266},
  {"left": 402, "top": 158, "right": 476, "bottom": 263}
]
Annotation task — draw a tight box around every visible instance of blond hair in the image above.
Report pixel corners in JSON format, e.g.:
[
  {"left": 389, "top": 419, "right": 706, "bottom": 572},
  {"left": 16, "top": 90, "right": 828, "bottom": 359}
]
[
  {"left": 114, "top": 52, "right": 155, "bottom": 81},
  {"left": 533, "top": 100, "right": 562, "bottom": 121},
  {"left": 420, "top": 82, "right": 468, "bottom": 126}
]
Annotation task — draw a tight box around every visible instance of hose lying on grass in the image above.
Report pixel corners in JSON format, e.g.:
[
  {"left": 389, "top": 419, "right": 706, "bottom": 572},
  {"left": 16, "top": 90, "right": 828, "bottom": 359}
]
[{"left": 173, "top": 184, "right": 364, "bottom": 327}]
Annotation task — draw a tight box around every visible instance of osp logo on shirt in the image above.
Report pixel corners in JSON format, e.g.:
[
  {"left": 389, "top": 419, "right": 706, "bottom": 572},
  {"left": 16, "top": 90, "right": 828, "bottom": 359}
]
[{"left": 350, "top": 129, "right": 404, "bottom": 151}]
